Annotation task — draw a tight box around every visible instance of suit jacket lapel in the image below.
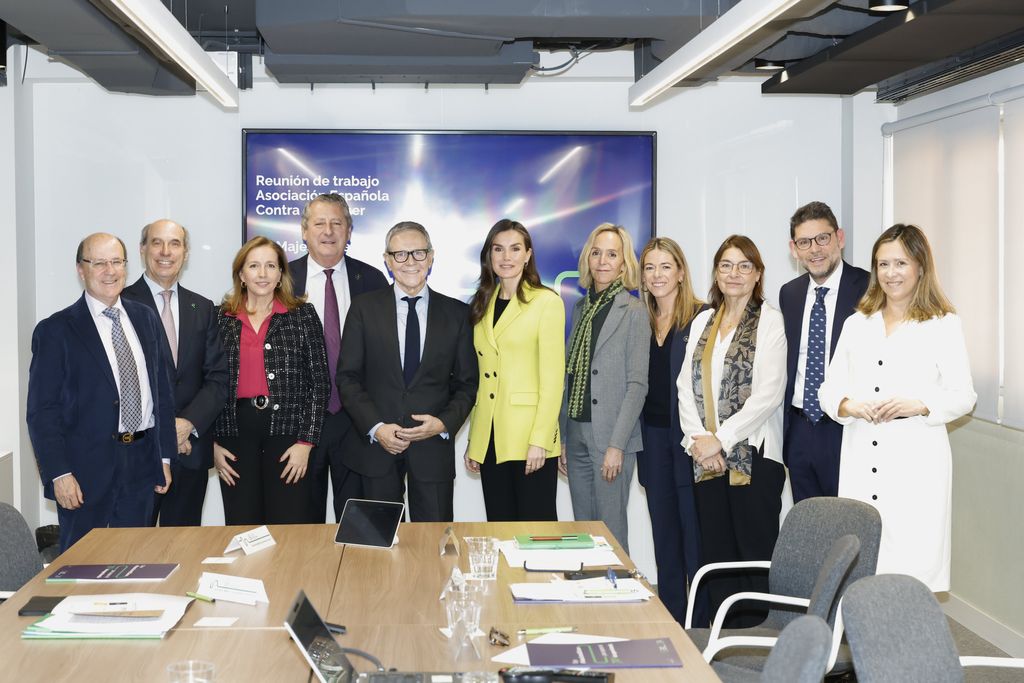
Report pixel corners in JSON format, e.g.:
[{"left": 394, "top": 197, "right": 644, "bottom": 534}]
[
  {"left": 594, "top": 291, "right": 627, "bottom": 354},
  {"left": 409, "top": 287, "right": 440, "bottom": 387},
  {"left": 347, "top": 258, "right": 367, "bottom": 297},
  {"left": 380, "top": 288, "right": 403, "bottom": 384},
  {"left": 831, "top": 261, "right": 858, "bottom": 359},
  {"left": 491, "top": 291, "right": 523, "bottom": 342},
  {"left": 175, "top": 288, "right": 195, "bottom": 371},
  {"left": 69, "top": 295, "right": 118, "bottom": 391}
]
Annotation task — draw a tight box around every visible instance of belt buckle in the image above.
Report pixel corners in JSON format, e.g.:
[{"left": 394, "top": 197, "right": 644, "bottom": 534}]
[
  {"left": 120, "top": 432, "right": 135, "bottom": 444},
  {"left": 251, "top": 395, "right": 270, "bottom": 410}
]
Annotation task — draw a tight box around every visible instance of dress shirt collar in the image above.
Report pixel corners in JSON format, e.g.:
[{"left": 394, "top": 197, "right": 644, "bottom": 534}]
[
  {"left": 142, "top": 273, "right": 179, "bottom": 299},
  {"left": 307, "top": 254, "right": 347, "bottom": 280},
  {"left": 810, "top": 259, "right": 844, "bottom": 294},
  {"left": 393, "top": 283, "right": 429, "bottom": 306},
  {"left": 84, "top": 291, "right": 127, "bottom": 318}
]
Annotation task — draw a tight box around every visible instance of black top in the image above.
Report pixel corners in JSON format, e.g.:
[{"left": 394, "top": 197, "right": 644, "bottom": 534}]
[
  {"left": 643, "top": 327, "right": 675, "bottom": 428},
  {"left": 572, "top": 289, "right": 613, "bottom": 424},
  {"left": 494, "top": 296, "right": 511, "bottom": 325}
]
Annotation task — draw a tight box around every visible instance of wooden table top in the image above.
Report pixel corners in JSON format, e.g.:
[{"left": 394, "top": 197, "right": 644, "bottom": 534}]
[{"left": 0, "top": 522, "right": 719, "bottom": 682}]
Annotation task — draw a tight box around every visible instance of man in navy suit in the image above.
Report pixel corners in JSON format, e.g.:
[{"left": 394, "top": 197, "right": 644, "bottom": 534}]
[
  {"left": 289, "top": 193, "right": 388, "bottom": 522},
  {"left": 337, "top": 222, "right": 478, "bottom": 522},
  {"left": 27, "top": 233, "right": 178, "bottom": 552},
  {"left": 122, "top": 219, "right": 228, "bottom": 527},
  {"left": 779, "top": 202, "right": 870, "bottom": 502}
]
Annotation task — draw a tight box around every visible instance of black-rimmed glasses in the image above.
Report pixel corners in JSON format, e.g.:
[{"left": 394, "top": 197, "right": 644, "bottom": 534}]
[
  {"left": 793, "top": 231, "right": 835, "bottom": 251},
  {"left": 386, "top": 249, "right": 431, "bottom": 263}
]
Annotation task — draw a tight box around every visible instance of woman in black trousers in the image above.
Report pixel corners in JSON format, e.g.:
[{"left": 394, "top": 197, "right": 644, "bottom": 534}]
[
  {"left": 213, "top": 236, "right": 329, "bottom": 525},
  {"left": 637, "top": 237, "right": 708, "bottom": 627}
]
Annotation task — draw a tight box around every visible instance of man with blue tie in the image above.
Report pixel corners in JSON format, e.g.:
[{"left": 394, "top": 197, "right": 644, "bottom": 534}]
[
  {"left": 288, "top": 193, "right": 388, "bottom": 522},
  {"left": 780, "top": 202, "right": 870, "bottom": 502},
  {"left": 336, "top": 222, "right": 478, "bottom": 522},
  {"left": 27, "top": 233, "right": 178, "bottom": 551},
  {"left": 122, "top": 219, "right": 229, "bottom": 527}
]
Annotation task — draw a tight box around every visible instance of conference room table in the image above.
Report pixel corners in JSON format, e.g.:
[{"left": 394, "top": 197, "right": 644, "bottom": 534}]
[{"left": 0, "top": 522, "right": 719, "bottom": 682}]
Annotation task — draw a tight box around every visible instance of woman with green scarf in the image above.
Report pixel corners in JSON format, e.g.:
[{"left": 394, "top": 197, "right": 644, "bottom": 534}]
[
  {"left": 677, "top": 234, "right": 787, "bottom": 628},
  {"left": 558, "top": 223, "right": 650, "bottom": 554}
]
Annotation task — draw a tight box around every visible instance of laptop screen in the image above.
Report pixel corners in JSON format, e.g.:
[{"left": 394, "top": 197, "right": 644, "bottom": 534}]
[{"left": 284, "top": 590, "right": 356, "bottom": 683}]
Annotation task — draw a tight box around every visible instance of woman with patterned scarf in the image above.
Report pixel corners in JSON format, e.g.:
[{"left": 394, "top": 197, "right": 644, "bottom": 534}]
[
  {"left": 558, "top": 223, "right": 650, "bottom": 554},
  {"left": 677, "top": 234, "right": 788, "bottom": 628}
]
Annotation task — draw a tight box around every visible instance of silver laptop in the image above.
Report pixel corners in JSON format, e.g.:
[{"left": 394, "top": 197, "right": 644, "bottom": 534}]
[{"left": 283, "top": 590, "right": 469, "bottom": 683}]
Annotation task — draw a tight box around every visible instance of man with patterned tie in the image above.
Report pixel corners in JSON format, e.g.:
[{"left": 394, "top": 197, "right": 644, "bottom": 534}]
[
  {"left": 337, "top": 222, "right": 478, "bottom": 522},
  {"left": 780, "top": 202, "right": 870, "bottom": 502},
  {"left": 122, "top": 220, "right": 228, "bottom": 527},
  {"left": 288, "top": 193, "right": 388, "bottom": 522},
  {"left": 27, "top": 233, "right": 178, "bottom": 552}
]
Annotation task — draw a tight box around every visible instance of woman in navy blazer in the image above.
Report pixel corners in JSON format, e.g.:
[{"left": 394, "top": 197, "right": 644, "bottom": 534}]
[
  {"left": 637, "top": 237, "right": 708, "bottom": 627},
  {"left": 213, "top": 237, "right": 330, "bottom": 525}
]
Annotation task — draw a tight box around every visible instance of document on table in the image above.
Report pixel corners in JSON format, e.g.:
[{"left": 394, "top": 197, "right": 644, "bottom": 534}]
[
  {"left": 223, "top": 525, "right": 276, "bottom": 555},
  {"left": 22, "top": 593, "right": 192, "bottom": 639},
  {"left": 197, "top": 572, "right": 269, "bottom": 606},
  {"left": 509, "top": 577, "right": 653, "bottom": 604},
  {"left": 493, "top": 633, "right": 627, "bottom": 666},
  {"left": 498, "top": 536, "right": 622, "bottom": 570}
]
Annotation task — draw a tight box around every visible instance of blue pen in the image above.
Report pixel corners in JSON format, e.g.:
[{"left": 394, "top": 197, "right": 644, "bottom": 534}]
[{"left": 606, "top": 568, "right": 618, "bottom": 588}]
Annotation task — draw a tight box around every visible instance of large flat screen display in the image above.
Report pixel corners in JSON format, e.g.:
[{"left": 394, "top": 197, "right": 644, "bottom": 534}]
[{"left": 243, "top": 130, "right": 655, "bottom": 318}]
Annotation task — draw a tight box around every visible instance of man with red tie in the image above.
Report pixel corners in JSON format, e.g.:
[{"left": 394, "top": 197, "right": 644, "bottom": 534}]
[{"left": 288, "top": 193, "right": 388, "bottom": 522}]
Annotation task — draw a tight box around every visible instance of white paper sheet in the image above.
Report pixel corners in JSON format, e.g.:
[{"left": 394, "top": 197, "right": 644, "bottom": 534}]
[
  {"left": 509, "top": 577, "right": 652, "bottom": 604},
  {"left": 29, "top": 593, "right": 192, "bottom": 637},
  {"left": 197, "top": 572, "right": 269, "bottom": 606},
  {"left": 202, "top": 556, "right": 237, "bottom": 565},
  {"left": 193, "top": 616, "right": 239, "bottom": 628}
]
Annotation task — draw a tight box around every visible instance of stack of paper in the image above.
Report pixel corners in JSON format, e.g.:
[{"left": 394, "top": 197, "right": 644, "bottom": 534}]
[
  {"left": 498, "top": 536, "right": 622, "bottom": 571},
  {"left": 509, "top": 577, "right": 653, "bottom": 603},
  {"left": 22, "top": 593, "right": 193, "bottom": 640}
]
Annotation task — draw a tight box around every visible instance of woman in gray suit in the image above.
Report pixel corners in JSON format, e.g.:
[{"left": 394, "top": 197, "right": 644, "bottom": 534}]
[{"left": 559, "top": 223, "right": 650, "bottom": 553}]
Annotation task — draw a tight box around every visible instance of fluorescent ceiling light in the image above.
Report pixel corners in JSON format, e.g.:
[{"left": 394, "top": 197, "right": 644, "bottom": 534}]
[
  {"left": 629, "top": 0, "right": 814, "bottom": 107},
  {"left": 869, "top": 0, "right": 910, "bottom": 11},
  {"left": 103, "top": 0, "right": 239, "bottom": 108}
]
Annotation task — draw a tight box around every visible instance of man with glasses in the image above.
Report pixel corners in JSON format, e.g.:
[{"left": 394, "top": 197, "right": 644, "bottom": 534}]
[
  {"left": 780, "top": 202, "right": 869, "bottom": 501},
  {"left": 336, "top": 221, "right": 478, "bottom": 521},
  {"left": 288, "top": 193, "right": 388, "bottom": 522},
  {"left": 27, "top": 233, "right": 178, "bottom": 551},
  {"left": 122, "top": 219, "right": 228, "bottom": 527}
]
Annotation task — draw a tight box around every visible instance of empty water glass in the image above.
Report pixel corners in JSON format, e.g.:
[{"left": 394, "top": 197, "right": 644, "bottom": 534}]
[{"left": 464, "top": 536, "right": 500, "bottom": 580}]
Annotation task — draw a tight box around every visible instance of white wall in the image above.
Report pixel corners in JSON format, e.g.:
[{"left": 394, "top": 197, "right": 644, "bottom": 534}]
[{"left": 8, "top": 47, "right": 893, "bottom": 581}]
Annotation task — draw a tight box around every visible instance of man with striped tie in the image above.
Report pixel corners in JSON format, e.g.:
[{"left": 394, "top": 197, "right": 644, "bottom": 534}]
[{"left": 27, "top": 233, "right": 178, "bottom": 551}]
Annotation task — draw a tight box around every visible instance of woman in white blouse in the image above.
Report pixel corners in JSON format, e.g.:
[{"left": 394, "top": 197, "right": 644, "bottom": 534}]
[
  {"left": 819, "top": 224, "right": 975, "bottom": 592},
  {"left": 677, "top": 235, "right": 787, "bottom": 628}
]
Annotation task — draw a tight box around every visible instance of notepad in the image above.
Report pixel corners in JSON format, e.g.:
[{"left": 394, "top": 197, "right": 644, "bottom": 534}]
[
  {"left": 46, "top": 563, "right": 178, "bottom": 583},
  {"left": 514, "top": 534, "right": 595, "bottom": 549}
]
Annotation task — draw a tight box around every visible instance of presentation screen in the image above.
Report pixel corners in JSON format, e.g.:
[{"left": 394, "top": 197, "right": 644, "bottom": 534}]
[{"left": 243, "top": 129, "right": 655, "bottom": 320}]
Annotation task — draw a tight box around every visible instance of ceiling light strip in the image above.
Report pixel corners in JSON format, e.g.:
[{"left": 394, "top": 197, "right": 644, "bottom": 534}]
[
  {"left": 628, "top": 0, "right": 820, "bottom": 107},
  {"left": 104, "top": 0, "right": 239, "bottom": 108}
]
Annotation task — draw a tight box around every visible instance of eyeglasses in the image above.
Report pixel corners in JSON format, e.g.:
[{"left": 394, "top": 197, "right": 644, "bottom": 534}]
[
  {"left": 81, "top": 258, "right": 127, "bottom": 271},
  {"left": 793, "top": 231, "right": 835, "bottom": 251},
  {"left": 386, "top": 249, "right": 431, "bottom": 263},
  {"left": 717, "top": 260, "right": 755, "bottom": 275}
]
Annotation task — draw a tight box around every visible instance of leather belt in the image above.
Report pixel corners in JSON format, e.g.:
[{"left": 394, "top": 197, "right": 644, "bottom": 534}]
[{"left": 113, "top": 429, "right": 149, "bottom": 444}]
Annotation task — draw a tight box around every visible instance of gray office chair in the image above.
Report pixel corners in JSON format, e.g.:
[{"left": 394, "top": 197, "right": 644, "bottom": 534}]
[
  {"left": 686, "top": 497, "right": 882, "bottom": 673},
  {"left": 712, "top": 614, "right": 833, "bottom": 683},
  {"left": 700, "top": 534, "right": 859, "bottom": 672},
  {"left": 0, "top": 503, "right": 44, "bottom": 601},
  {"left": 842, "top": 574, "right": 1024, "bottom": 682}
]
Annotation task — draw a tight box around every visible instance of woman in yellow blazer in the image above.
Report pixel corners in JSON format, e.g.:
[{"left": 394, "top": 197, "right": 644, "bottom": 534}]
[{"left": 465, "top": 219, "right": 565, "bottom": 521}]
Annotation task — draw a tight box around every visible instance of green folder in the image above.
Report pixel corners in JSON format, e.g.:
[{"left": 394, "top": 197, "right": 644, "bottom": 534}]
[{"left": 514, "top": 533, "right": 595, "bottom": 549}]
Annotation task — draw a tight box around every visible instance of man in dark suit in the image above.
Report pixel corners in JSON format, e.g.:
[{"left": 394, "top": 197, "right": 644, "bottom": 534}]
[
  {"left": 337, "top": 221, "right": 478, "bottom": 522},
  {"left": 289, "top": 193, "right": 389, "bottom": 522},
  {"left": 27, "top": 233, "right": 178, "bottom": 552},
  {"left": 122, "top": 219, "right": 228, "bottom": 527},
  {"left": 779, "top": 201, "right": 870, "bottom": 502}
]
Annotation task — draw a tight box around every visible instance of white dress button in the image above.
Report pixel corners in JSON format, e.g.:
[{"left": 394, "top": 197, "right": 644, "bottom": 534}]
[
  {"left": 265, "top": 343, "right": 272, "bottom": 350},
  {"left": 268, "top": 372, "right": 275, "bottom": 380}
]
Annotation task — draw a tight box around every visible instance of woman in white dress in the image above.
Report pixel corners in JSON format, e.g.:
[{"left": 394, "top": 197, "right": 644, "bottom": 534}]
[{"left": 819, "top": 224, "right": 975, "bottom": 591}]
